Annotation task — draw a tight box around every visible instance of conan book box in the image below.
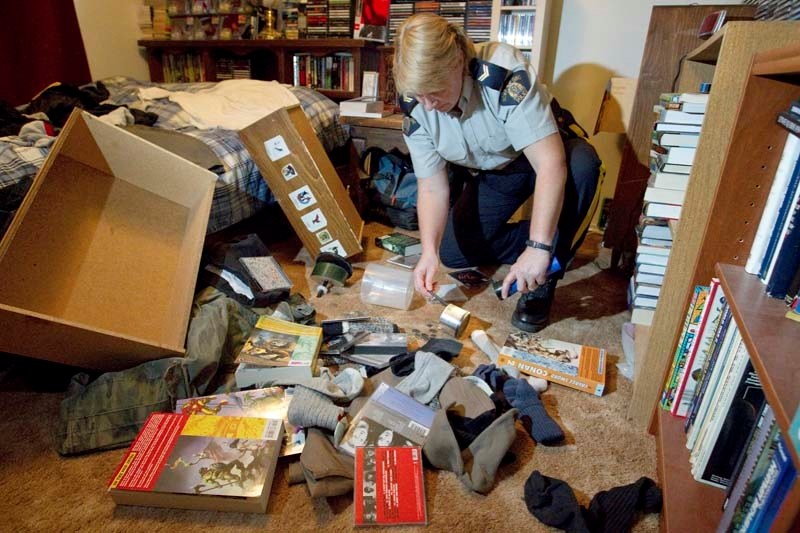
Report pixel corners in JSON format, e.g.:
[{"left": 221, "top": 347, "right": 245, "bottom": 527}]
[{"left": 498, "top": 332, "right": 607, "bottom": 396}]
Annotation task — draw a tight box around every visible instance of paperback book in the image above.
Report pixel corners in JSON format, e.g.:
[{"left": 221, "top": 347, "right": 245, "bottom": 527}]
[
  {"left": 340, "top": 96, "right": 389, "bottom": 118},
  {"left": 375, "top": 232, "right": 422, "bottom": 256},
  {"left": 354, "top": 446, "right": 427, "bottom": 526},
  {"left": 497, "top": 332, "right": 607, "bottom": 396},
  {"left": 175, "top": 387, "right": 304, "bottom": 457},
  {"left": 234, "top": 315, "right": 322, "bottom": 382},
  {"left": 338, "top": 382, "right": 436, "bottom": 456},
  {"left": 108, "top": 413, "right": 284, "bottom": 513}
]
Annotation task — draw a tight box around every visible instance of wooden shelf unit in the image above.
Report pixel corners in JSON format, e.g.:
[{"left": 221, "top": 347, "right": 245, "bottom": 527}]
[
  {"left": 649, "top": 41, "right": 800, "bottom": 533},
  {"left": 489, "top": 0, "right": 550, "bottom": 75},
  {"left": 137, "top": 39, "right": 379, "bottom": 100},
  {"left": 628, "top": 20, "right": 800, "bottom": 428}
]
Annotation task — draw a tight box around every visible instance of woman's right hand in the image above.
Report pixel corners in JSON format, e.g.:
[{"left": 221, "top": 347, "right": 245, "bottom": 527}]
[{"left": 413, "top": 251, "right": 440, "bottom": 296}]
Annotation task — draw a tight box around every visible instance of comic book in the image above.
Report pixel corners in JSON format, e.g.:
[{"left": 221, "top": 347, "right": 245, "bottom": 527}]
[
  {"left": 175, "top": 387, "right": 304, "bottom": 457},
  {"left": 234, "top": 315, "right": 322, "bottom": 382},
  {"left": 497, "top": 332, "right": 607, "bottom": 396},
  {"left": 354, "top": 446, "right": 427, "bottom": 526},
  {"left": 108, "top": 413, "right": 283, "bottom": 513},
  {"left": 338, "top": 383, "right": 435, "bottom": 457}
]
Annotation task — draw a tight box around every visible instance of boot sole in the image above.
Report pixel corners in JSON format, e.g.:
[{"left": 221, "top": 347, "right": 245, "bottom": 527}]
[{"left": 511, "top": 311, "right": 549, "bottom": 333}]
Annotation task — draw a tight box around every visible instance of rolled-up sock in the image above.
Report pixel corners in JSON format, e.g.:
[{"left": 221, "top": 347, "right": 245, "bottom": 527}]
[
  {"left": 524, "top": 470, "right": 590, "bottom": 533},
  {"left": 287, "top": 386, "right": 343, "bottom": 431},
  {"left": 586, "top": 477, "right": 662, "bottom": 533},
  {"left": 473, "top": 364, "right": 511, "bottom": 394},
  {"left": 503, "top": 378, "right": 564, "bottom": 445}
]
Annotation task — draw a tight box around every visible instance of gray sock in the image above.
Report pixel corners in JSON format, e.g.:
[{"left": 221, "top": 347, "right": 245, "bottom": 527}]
[
  {"left": 458, "top": 408, "right": 518, "bottom": 494},
  {"left": 277, "top": 367, "right": 365, "bottom": 402},
  {"left": 287, "top": 386, "right": 343, "bottom": 431},
  {"left": 423, "top": 404, "right": 466, "bottom": 475},
  {"left": 395, "top": 351, "right": 454, "bottom": 404},
  {"left": 423, "top": 401, "right": 519, "bottom": 494}
]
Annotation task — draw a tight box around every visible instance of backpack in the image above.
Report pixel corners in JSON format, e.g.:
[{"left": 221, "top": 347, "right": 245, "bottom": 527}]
[{"left": 361, "top": 147, "right": 419, "bottom": 230}]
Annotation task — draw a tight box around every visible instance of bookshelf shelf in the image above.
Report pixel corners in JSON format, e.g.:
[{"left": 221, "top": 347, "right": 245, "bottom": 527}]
[
  {"left": 656, "top": 409, "right": 726, "bottom": 533},
  {"left": 489, "top": 0, "right": 550, "bottom": 75},
  {"left": 137, "top": 39, "right": 379, "bottom": 98},
  {"left": 716, "top": 264, "right": 800, "bottom": 461},
  {"left": 685, "top": 26, "right": 726, "bottom": 65}
]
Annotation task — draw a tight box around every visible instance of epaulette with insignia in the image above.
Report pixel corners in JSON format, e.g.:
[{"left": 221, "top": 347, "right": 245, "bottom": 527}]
[
  {"left": 402, "top": 115, "right": 420, "bottom": 136},
  {"left": 500, "top": 70, "right": 531, "bottom": 106},
  {"left": 398, "top": 94, "right": 418, "bottom": 116},
  {"left": 469, "top": 58, "right": 509, "bottom": 91}
]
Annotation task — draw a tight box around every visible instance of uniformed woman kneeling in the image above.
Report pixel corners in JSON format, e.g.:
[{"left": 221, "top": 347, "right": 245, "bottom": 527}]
[{"left": 393, "top": 13, "right": 603, "bottom": 333}]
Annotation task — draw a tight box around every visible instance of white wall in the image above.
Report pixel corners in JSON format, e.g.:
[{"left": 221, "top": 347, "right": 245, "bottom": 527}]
[
  {"left": 542, "top": 0, "right": 745, "bottom": 230},
  {"left": 73, "top": 0, "right": 150, "bottom": 81}
]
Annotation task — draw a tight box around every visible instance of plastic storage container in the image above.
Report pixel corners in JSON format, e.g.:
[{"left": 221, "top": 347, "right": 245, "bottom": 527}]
[{"left": 360, "top": 263, "right": 414, "bottom": 310}]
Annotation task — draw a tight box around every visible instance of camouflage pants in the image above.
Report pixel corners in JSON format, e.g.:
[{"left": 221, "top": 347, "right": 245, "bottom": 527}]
[{"left": 55, "top": 287, "right": 257, "bottom": 455}]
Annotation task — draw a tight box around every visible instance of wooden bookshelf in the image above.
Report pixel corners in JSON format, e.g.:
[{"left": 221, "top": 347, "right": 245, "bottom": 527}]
[
  {"left": 629, "top": 21, "right": 800, "bottom": 429},
  {"left": 137, "top": 39, "right": 379, "bottom": 100},
  {"left": 656, "top": 409, "right": 726, "bottom": 533},
  {"left": 648, "top": 40, "right": 800, "bottom": 533}
]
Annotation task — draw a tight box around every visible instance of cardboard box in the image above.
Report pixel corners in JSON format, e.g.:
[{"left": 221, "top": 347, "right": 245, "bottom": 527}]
[
  {"left": 239, "top": 105, "right": 363, "bottom": 258},
  {"left": 0, "top": 110, "right": 216, "bottom": 370}
]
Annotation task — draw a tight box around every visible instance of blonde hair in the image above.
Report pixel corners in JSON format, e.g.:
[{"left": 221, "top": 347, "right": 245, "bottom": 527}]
[{"left": 393, "top": 13, "right": 476, "bottom": 96}]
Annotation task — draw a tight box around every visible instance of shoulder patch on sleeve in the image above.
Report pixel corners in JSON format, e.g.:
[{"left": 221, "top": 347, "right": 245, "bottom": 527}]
[
  {"left": 469, "top": 58, "right": 509, "bottom": 91},
  {"left": 500, "top": 70, "right": 531, "bottom": 106},
  {"left": 399, "top": 94, "right": 418, "bottom": 115},
  {"left": 402, "top": 115, "right": 420, "bottom": 136}
]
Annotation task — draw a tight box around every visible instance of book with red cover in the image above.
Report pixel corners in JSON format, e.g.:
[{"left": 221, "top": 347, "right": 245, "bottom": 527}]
[
  {"left": 354, "top": 446, "right": 427, "bottom": 526},
  {"left": 108, "top": 413, "right": 284, "bottom": 513}
]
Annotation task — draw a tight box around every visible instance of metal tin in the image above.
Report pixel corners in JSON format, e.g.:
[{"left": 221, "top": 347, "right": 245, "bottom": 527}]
[{"left": 439, "top": 303, "right": 471, "bottom": 338}]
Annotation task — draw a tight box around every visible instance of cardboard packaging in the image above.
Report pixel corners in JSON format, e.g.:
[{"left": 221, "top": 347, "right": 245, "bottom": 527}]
[
  {"left": 0, "top": 110, "right": 216, "bottom": 370},
  {"left": 239, "top": 105, "right": 364, "bottom": 259}
]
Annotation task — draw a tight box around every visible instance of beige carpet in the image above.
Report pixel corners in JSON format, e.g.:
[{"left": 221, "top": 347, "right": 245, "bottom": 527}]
[{"left": 0, "top": 221, "right": 658, "bottom": 532}]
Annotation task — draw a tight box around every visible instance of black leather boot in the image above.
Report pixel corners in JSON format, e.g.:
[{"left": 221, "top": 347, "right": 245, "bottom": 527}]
[{"left": 511, "top": 278, "right": 557, "bottom": 333}]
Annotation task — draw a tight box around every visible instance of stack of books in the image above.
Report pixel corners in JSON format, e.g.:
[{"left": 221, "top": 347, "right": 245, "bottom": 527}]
[
  {"left": 630, "top": 91, "right": 708, "bottom": 326},
  {"left": 744, "top": 99, "right": 800, "bottom": 315},
  {"left": 660, "top": 280, "right": 796, "bottom": 532}
]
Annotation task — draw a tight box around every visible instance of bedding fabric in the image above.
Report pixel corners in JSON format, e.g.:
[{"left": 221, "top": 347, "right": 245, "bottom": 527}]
[{"left": 0, "top": 77, "right": 347, "bottom": 234}]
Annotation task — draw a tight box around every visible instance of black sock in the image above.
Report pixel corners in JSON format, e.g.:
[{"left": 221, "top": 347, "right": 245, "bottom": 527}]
[
  {"left": 446, "top": 409, "right": 497, "bottom": 449},
  {"left": 586, "top": 477, "right": 662, "bottom": 533},
  {"left": 524, "top": 471, "right": 590, "bottom": 533}
]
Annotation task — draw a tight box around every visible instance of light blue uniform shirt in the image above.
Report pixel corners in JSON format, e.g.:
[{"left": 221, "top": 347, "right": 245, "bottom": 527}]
[{"left": 403, "top": 42, "right": 558, "bottom": 179}]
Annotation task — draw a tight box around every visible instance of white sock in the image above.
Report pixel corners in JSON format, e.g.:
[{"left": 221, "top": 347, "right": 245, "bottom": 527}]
[{"left": 471, "top": 330, "right": 500, "bottom": 363}]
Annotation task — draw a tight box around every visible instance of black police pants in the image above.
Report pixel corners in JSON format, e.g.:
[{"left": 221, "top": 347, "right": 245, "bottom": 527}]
[{"left": 439, "top": 136, "right": 601, "bottom": 272}]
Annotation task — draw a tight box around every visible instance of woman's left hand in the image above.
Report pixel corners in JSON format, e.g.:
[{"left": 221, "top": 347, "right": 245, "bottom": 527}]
[{"left": 502, "top": 247, "right": 551, "bottom": 297}]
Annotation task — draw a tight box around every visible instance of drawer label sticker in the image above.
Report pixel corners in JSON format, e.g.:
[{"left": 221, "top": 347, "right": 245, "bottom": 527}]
[
  {"left": 301, "top": 208, "right": 327, "bottom": 232},
  {"left": 264, "top": 135, "right": 290, "bottom": 161},
  {"left": 321, "top": 240, "right": 346, "bottom": 257},
  {"left": 282, "top": 163, "right": 298, "bottom": 181},
  {"left": 289, "top": 185, "right": 317, "bottom": 211},
  {"left": 316, "top": 229, "right": 333, "bottom": 245}
]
